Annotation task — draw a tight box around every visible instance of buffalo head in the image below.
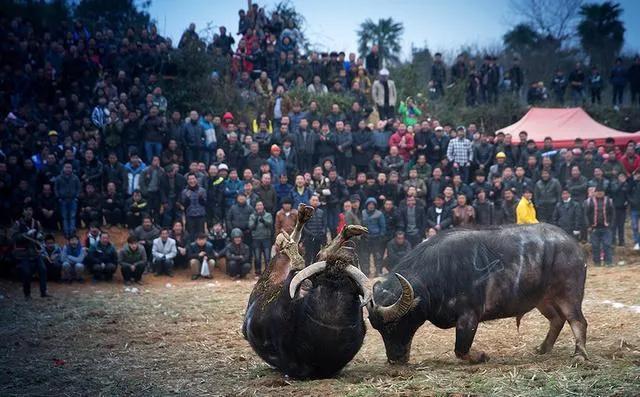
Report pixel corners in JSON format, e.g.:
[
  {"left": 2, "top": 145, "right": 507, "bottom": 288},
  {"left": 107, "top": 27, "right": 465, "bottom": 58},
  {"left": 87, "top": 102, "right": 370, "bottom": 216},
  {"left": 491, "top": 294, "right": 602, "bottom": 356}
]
[{"left": 367, "top": 274, "right": 419, "bottom": 364}]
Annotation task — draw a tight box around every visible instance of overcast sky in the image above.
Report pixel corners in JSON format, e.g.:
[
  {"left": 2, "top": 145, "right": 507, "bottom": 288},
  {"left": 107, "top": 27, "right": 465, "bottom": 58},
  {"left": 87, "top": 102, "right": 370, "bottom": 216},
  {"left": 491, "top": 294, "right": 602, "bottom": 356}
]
[{"left": 148, "top": 0, "right": 640, "bottom": 61}]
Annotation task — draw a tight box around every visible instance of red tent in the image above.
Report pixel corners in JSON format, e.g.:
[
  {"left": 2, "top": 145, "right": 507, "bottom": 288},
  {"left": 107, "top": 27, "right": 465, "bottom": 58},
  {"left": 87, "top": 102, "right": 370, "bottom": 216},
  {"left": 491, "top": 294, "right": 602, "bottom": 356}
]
[{"left": 498, "top": 107, "right": 639, "bottom": 148}]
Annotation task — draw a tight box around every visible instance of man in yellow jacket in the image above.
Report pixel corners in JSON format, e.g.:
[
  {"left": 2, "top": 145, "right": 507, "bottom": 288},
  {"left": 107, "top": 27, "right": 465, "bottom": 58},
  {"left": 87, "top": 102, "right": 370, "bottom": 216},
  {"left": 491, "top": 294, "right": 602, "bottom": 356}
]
[{"left": 517, "top": 188, "right": 539, "bottom": 224}]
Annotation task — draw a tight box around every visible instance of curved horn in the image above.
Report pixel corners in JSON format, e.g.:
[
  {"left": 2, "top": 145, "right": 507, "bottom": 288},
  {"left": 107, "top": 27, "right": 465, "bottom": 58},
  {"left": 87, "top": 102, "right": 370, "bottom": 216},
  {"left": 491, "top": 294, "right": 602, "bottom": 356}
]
[
  {"left": 370, "top": 273, "right": 415, "bottom": 323},
  {"left": 344, "top": 265, "right": 372, "bottom": 307},
  {"left": 288, "top": 261, "right": 327, "bottom": 298}
]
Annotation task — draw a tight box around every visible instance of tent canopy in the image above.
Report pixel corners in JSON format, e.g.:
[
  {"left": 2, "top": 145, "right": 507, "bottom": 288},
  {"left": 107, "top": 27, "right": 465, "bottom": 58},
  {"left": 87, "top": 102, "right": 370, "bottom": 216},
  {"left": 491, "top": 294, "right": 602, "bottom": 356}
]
[{"left": 498, "top": 107, "right": 639, "bottom": 148}]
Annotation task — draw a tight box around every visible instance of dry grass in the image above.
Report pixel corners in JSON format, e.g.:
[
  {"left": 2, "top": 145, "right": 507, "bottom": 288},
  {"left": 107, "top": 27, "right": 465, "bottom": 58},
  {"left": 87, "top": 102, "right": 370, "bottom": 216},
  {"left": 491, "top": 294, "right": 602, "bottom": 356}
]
[{"left": 0, "top": 250, "right": 639, "bottom": 396}]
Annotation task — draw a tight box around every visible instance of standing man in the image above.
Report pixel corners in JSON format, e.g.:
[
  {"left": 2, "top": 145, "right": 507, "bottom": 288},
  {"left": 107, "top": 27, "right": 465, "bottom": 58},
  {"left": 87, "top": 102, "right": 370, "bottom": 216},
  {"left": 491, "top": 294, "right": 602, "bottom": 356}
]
[
  {"left": 585, "top": 186, "right": 615, "bottom": 266},
  {"left": 55, "top": 162, "right": 81, "bottom": 238},
  {"left": 534, "top": 169, "right": 562, "bottom": 223},
  {"left": 248, "top": 201, "right": 273, "bottom": 276},
  {"left": 552, "top": 189, "right": 582, "bottom": 239},
  {"left": 372, "top": 68, "right": 397, "bottom": 121},
  {"left": 302, "top": 195, "right": 327, "bottom": 265},
  {"left": 11, "top": 206, "right": 50, "bottom": 299},
  {"left": 446, "top": 127, "right": 473, "bottom": 183},
  {"left": 516, "top": 188, "right": 538, "bottom": 224},
  {"left": 182, "top": 173, "right": 207, "bottom": 237},
  {"left": 360, "top": 198, "right": 386, "bottom": 276},
  {"left": 152, "top": 228, "right": 177, "bottom": 276}
]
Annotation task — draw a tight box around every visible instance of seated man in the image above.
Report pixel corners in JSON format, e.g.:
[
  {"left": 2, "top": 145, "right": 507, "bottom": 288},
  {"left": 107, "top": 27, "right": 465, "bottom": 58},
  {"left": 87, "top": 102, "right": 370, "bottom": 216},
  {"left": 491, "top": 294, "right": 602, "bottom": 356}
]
[
  {"left": 221, "top": 228, "right": 252, "bottom": 279},
  {"left": 87, "top": 231, "right": 118, "bottom": 282},
  {"left": 61, "top": 235, "right": 86, "bottom": 283},
  {"left": 187, "top": 233, "right": 216, "bottom": 280},
  {"left": 118, "top": 235, "right": 147, "bottom": 284},
  {"left": 384, "top": 231, "right": 412, "bottom": 272},
  {"left": 133, "top": 216, "right": 160, "bottom": 269},
  {"left": 152, "top": 228, "right": 177, "bottom": 276},
  {"left": 41, "top": 234, "right": 62, "bottom": 281}
]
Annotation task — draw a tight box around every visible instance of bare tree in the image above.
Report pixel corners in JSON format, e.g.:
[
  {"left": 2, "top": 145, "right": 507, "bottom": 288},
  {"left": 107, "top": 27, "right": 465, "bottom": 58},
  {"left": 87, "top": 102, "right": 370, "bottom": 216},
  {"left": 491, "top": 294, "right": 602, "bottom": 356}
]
[{"left": 509, "top": 0, "right": 584, "bottom": 42}]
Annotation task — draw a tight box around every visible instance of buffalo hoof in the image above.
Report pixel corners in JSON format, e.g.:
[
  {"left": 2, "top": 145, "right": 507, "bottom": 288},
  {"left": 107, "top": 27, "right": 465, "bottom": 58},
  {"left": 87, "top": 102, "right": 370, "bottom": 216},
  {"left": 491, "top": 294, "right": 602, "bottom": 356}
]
[
  {"left": 298, "top": 205, "right": 314, "bottom": 224},
  {"left": 459, "top": 350, "right": 489, "bottom": 364},
  {"left": 535, "top": 344, "right": 553, "bottom": 355}
]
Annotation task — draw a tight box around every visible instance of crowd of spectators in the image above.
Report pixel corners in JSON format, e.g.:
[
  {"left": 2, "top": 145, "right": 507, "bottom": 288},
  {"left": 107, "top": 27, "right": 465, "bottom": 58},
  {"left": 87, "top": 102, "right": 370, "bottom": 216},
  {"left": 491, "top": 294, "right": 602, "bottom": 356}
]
[{"left": 1, "top": 4, "right": 640, "bottom": 299}]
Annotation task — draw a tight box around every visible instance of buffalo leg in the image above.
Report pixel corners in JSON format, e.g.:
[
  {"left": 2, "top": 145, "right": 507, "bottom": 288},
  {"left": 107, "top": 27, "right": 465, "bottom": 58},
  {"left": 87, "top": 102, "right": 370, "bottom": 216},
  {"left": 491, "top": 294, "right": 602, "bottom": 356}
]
[
  {"left": 454, "top": 311, "right": 488, "bottom": 363},
  {"left": 535, "top": 302, "right": 566, "bottom": 354},
  {"left": 555, "top": 300, "right": 588, "bottom": 360}
]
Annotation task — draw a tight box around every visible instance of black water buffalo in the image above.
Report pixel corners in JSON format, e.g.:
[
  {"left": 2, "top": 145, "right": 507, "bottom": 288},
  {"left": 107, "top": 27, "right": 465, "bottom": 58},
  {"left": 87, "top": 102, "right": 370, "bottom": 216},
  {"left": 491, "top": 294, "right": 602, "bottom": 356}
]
[
  {"left": 368, "top": 223, "right": 588, "bottom": 364},
  {"left": 243, "top": 204, "right": 371, "bottom": 378}
]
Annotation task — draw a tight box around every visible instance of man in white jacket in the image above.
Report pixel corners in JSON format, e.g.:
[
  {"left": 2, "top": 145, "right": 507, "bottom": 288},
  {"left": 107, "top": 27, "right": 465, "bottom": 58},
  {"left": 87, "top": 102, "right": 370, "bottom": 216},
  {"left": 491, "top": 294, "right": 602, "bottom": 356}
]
[{"left": 152, "top": 228, "right": 177, "bottom": 276}]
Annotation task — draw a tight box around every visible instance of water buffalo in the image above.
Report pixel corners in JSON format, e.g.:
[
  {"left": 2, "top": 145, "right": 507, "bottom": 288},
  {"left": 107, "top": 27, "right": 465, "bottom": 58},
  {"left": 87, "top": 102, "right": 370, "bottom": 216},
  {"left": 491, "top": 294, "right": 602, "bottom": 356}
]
[
  {"left": 243, "top": 204, "right": 370, "bottom": 378},
  {"left": 368, "top": 223, "right": 588, "bottom": 364}
]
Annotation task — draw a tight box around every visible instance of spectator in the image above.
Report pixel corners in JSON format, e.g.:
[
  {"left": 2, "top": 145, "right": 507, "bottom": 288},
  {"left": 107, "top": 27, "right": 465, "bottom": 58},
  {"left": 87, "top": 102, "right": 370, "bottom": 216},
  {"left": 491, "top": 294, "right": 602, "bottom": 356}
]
[
  {"left": 87, "top": 232, "right": 118, "bottom": 282},
  {"left": 126, "top": 190, "right": 148, "bottom": 229},
  {"left": 447, "top": 127, "right": 473, "bottom": 182},
  {"left": 628, "top": 170, "right": 640, "bottom": 251},
  {"left": 610, "top": 58, "right": 626, "bottom": 108},
  {"left": 151, "top": 228, "right": 177, "bottom": 276},
  {"left": 188, "top": 233, "right": 216, "bottom": 280},
  {"left": 222, "top": 228, "right": 252, "bottom": 279},
  {"left": 473, "top": 189, "right": 494, "bottom": 226},
  {"left": 118, "top": 235, "right": 147, "bottom": 284},
  {"left": 589, "top": 67, "right": 603, "bottom": 105},
  {"left": 302, "top": 195, "right": 327, "bottom": 265},
  {"left": 384, "top": 231, "right": 412, "bottom": 272},
  {"left": 11, "top": 206, "right": 49, "bottom": 299},
  {"left": 61, "top": 235, "right": 86, "bottom": 283},
  {"left": 248, "top": 201, "right": 273, "bottom": 276},
  {"left": 399, "top": 196, "right": 425, "bottom": 247},
  {"left": 516, "top": 188, "right": 538, "bottom": 224},
  {"left": 552, "top": 189, "right": 582, "bottom": 239},
  {"left": 585, "top": 186, "right": 615, "bottom": 266},
  {"left": 41, "top": 234, "right": 62, "bottom": 281},
  {"left": 452, "top": 193, "right": 475, "bottom": 227},
  {"left": 534, "top": 169, "right": 562, "bottom": 223},
  {"left": 609, "top": 173, "right": 630, "bottom": 246},
  {"left": 372, "top": 68, "right": 397, "bottom": 120},
  {"left": 498, "top": 188, "right": 517, "bottom": 224},
  {"left": 361, "top": 197, "right": 386, "bottom": 276},
  {"left": 54, "top": 162, "right": 81, "bottom": 237},
  {"left": 79, "top": 183, "right": 102, "bottom": 228},
  {"left": 629, "top": 56, "right": 640, "bottom": 106},
  {"left": 182, "top": 174, "right": 207, "bottom": 237}
]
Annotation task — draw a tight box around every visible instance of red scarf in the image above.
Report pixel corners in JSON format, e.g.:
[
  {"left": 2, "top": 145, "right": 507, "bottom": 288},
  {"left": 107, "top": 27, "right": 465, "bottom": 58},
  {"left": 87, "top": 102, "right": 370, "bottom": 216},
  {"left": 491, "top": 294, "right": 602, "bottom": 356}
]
[{"left": 591, "top": 197, "right": 608, "bottom": 227}]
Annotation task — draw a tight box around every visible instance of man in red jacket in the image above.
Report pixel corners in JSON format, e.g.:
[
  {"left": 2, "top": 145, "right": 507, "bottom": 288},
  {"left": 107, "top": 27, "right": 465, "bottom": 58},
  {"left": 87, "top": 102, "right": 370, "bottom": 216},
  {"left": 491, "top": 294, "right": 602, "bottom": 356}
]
[
  {"left": 620, "top": 143, "right": 640, "bottom": 176},
  {"left": 388, "top": 123, "right": 415, "bottom": 161}
]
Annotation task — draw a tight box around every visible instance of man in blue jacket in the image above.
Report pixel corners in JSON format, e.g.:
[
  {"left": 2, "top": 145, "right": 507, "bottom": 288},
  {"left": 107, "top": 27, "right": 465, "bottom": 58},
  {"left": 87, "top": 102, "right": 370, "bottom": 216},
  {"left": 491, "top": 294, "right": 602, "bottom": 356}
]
[{"left": 361, "top": 197, "right": 386, "bottom": 276}]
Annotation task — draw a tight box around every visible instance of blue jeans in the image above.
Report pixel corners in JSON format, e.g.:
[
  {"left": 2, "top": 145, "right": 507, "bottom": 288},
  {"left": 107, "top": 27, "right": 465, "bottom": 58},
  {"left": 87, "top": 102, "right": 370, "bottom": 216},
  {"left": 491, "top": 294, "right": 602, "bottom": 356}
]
[
  {"left": 591, "top": 227, "right": 613, "bottom": 265},
  {"left": 631, "top": 209, "right": 640, "bottom": 245},
  {"left": 144, "top": 141, "right": 163, "bottom": 163},
  {"left": 252, "top": 238, "right": 271, "bottom": 275},
  {"left": 59, "top": 199, "right": 77, "bottom": 237}
]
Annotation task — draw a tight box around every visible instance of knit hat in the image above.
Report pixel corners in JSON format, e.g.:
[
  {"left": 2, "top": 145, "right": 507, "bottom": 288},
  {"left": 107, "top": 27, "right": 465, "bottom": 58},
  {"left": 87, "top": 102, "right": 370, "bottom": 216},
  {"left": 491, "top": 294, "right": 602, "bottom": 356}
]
[
  {"left": 218, "top": 163, "right": 229, "bottom": 171},
  {"left": 271, "top": 144, "right": 281, "bottom": 154},
  {"left": 365, "top": 197, "right": 377, "bottom": 207},
  {"left": 223, "top": 112, "right": 234, "bottom": 120},
  {"left": 230, "top": 228, "right": 243, "bottom": 238}
]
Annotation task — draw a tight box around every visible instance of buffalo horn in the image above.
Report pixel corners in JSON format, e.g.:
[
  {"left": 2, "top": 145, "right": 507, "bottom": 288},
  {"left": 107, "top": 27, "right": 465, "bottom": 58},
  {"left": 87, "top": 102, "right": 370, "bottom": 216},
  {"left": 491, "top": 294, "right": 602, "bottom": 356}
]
[
  {"left": 288, "top": 261, "right": 327, "bottom": 298},
  {"left": 344, "top": 265, "right": 372, "bottom": 306},
  {"left": 370, "top": 273, "right": 415, "bottom": 323}
]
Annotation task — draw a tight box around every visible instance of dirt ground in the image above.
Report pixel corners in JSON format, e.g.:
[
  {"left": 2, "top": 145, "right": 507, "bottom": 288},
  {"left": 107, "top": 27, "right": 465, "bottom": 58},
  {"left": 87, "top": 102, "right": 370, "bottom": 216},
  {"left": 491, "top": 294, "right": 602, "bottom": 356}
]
[{"left": 1, "top": 236, "right": 640, "bottom": 396}]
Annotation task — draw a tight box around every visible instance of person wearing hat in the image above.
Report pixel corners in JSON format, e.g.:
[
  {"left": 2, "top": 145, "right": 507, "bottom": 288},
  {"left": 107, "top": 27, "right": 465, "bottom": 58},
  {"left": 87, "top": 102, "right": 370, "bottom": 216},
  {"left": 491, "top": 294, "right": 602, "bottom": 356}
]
[
  {"left": 221, "top": 228, "right": 252, "bottom": 279},
  {"left": 488, "top": 151, "right": 507, "bottom": 181},
  {"left": 361, "top": 197, "right": 386, "bottom": 276},
  {"left": 267, "top": 144, "right": 286, "bottom": 180},
  {"left": 533, "top": 168, "right": 562, "bottom": 223},
  {"left": 372, "top": 68, "right": 397, "bottom": 120},
  {"left": 516, "top": 187, "right": 538, "bottom": 224}
]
